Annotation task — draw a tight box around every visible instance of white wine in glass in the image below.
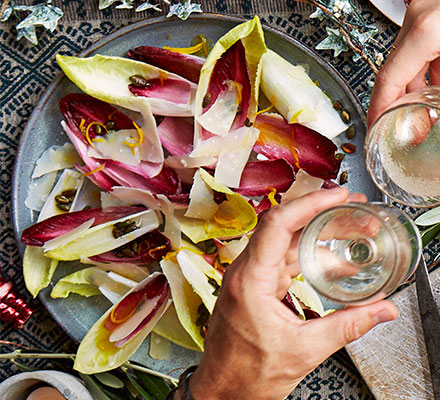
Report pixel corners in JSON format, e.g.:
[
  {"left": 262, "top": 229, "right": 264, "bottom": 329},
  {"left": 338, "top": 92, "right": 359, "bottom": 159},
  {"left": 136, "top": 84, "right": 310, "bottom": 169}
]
[
  {"left": 365, "top": 86, "right": 440, "bottom": 207},
  {"left": 299, "top": 203, "right": 421, "bottom": 304}
]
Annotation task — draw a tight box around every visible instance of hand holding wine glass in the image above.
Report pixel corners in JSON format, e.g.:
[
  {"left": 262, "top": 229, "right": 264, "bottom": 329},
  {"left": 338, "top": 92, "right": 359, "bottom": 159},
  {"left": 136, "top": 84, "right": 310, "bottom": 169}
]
[{"left": 187, "top": 188, "right": 398, "bottom": 400}]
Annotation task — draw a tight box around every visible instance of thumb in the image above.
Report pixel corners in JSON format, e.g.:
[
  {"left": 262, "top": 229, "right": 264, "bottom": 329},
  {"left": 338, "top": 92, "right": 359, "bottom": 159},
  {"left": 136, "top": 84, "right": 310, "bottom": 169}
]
[{"left": 299, "top": 300, "right": 398, "bottom": 366}]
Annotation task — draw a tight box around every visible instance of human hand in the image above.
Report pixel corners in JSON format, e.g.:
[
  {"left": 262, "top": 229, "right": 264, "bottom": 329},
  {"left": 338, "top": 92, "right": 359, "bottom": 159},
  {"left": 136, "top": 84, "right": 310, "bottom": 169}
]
[
  {"left": 368, "top": 0, "right": 440, "bottom": 127},
  {"left": 188, "top": 187, "right": 398, "bottom": 400}
]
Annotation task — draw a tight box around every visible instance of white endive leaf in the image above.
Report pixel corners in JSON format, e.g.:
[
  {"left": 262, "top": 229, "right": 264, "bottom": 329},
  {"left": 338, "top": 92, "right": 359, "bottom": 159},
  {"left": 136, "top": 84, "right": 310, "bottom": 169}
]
[
  {"left": 261, "top": 49, "right": 348, "bottom": 139},
  {"left": 56, "top": 54, "right": 196, "bottom": 117},
  {"left": 149, "top": 332, "right": 171, "bottom": 360},
  {"left": 161, "top": 258, "right": 204, "bottom": 350},
  {"left": 46, "top": 209, "right": 160, "bottom": 260},
  {"left": 23, "top": 246, "right": 58, "bottom": 298},
  {"left": 38, "top": 169, "right": 84, "bottom": 221},
  {"left": 176, "top": 249, "right": 222, "bottom": 314}
]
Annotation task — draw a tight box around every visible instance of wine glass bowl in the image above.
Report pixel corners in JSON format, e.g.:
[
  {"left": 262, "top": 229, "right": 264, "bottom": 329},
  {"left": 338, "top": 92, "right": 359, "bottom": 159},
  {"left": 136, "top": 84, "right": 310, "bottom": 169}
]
[
  {"left": 365, "top": 86, "right": 440, "bottom": 207},
  {"left": 298, "top": 203, "right": 422, "bottom": 304}
]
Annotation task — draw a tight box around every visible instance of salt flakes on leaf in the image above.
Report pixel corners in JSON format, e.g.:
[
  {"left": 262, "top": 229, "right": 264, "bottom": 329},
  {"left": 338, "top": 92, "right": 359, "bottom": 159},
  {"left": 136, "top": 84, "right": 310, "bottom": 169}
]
[{"left": 178, "top": 168, "right": 257, "bottom": 243}]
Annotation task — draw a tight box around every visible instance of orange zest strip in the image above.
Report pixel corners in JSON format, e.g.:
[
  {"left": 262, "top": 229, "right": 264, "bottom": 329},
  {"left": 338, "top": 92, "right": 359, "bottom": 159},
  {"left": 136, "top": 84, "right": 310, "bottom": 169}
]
[
  {"left": 85, "top": 122, "right": 108, "bottom": 149},
  {"left": 163, "top": 246, "right": 205, "bottom": 262},
  {"left": 92, "top": 138, "right": 104, "bottom": 143},
  {"left": 267, "top": 187, "right": 279, "bottom": 207},
  {"left": 235, "top": 82, "right": 243, "bottom": 106},
  {"left": 159, "top": 70, "right": 168, "bottom": 87},
  {"left": 110, "top": 305, "right": 137, "bottom": 324},
  {"left": 256, "top": 95, "right": 277, "bottom": 116},
  {"left": 83, "top": 163, "right": 106, "bottom": 177},
  {"left": 163, "top": 36, "right": 207, "bottom": 55},
  {"left": 79, "top": 118, "right": 86, "bottom": 132},
  {"left": 123, "top": 121, "right": 144, "bottom": 156},
  {"left": 148, "top": 244, "right": 168, "bottom": 259}
]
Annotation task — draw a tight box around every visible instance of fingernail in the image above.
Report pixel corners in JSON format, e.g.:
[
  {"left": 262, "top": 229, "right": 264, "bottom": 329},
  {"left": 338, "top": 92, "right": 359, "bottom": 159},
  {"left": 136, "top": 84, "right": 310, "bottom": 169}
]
[{"left": 373, "top": 309, "right": 395, "bottom": 324}]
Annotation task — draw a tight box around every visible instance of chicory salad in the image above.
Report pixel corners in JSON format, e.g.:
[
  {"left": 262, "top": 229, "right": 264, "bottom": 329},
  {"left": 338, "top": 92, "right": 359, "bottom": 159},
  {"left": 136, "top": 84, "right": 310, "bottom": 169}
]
[{"left": 20, "top": 16, "right": 353, "bottom": 374}]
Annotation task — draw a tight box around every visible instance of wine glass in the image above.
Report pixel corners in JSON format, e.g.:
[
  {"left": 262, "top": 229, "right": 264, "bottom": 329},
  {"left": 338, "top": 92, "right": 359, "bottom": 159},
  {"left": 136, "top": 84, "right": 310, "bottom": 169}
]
[
  {"left": 365, "top": 86, "right": 440, "bottom": 207},
  {"left": 299, "top": 202, "right": 421, "bottom": 304}
]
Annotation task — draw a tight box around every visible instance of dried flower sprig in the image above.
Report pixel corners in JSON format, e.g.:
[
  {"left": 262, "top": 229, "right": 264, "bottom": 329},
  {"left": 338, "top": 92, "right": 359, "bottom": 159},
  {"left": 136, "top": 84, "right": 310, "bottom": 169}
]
[
  {"left": 297, "top": 0, "right": 390, "bottom": 75},
  {"left": 0, "top": 345, "right": 180, "bottom": 399}
]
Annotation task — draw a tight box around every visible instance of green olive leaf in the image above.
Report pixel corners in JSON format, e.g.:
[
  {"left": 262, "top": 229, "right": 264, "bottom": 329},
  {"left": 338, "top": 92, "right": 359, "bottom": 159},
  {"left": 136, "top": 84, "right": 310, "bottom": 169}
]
[{"left": 94, "top": 372, "right": 125, "bottom": 389}]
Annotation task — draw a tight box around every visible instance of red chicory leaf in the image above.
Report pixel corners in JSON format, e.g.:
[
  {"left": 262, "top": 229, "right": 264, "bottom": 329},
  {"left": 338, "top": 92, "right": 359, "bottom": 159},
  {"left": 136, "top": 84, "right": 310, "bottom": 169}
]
[
  {"left": 127, "top": 46, "right": 204, "bottom": 84},
  {"left": 21, "top": 206, "right": 146, "bottom": 246},
  {"left": 253, "top": 113, "right": 342, "bottom": 180},
  {"left": 157, "top": 117, "right": 194, "bottom": 156},
  {"left": 234, "top": 159, "right": 295, "bottom": 196},
  {"left": 129, "top": 79, "right": 192, "bottom": 105},
  {"left": 90, "top": 229, "right": 171, "bottom": 265},
  {"left": 200, "top": 40, "right": 251, "bottom": 139}
]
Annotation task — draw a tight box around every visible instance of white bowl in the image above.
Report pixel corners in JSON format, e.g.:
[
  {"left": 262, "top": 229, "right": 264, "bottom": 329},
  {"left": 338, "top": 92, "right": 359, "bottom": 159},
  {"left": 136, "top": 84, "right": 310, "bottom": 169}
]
[{"left": 0, "top": 370, "right": 94, "bottom": 400}]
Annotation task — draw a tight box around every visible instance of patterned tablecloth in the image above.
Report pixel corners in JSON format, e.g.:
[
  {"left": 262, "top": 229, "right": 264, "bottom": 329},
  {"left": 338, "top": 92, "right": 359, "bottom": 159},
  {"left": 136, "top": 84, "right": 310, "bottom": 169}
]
[{"left": 0, "top": 1, "right": 402, "bottom": 398}]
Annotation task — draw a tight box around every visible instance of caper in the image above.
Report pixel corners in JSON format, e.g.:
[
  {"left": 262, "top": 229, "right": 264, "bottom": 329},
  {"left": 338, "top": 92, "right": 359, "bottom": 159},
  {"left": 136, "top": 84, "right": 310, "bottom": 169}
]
[
  {"left": 341, "top": 110, "right": 351, "bottom": 124},
  {"left": 205, "top": 244, "right": 217, "bottom": 255},
  {"left": 55, "top": 195, "right": 71, "bottom": 205},
  {"left": 129, "top": 74, "right": 150, "bottom": 88},
  {"left": 105, "top": 120, "right": 115, "bottom": 130},
  {"left": 333, "top": 101, "right": 343, "bottom": 111},
  {"left": 340, "top": 171, "right": 348, "bottom": 185},
  {"left": 62, "top": 189, "right": 77, "bottom": 198},
  {"left": 122, "top": 248, "right": 136, "bottom": 258},
  {"left": 236, "top": 105, "right": 242, "bottom": 114},
  {"left": 202, "top": 93, "right": 211, "bottom": 108},
  {"left": 94, "top": 124, "right": 103, "bottom": 135},
  {"left": 346, "top": 125, "right": 355, "bottom": 140},
  {"left": 335, "top": 153, "right": 346, "bottom": 161},
  {"left": 112, "top": 228, "right": 124, "bottom": 239},
  {"left": 131, "top": 241, "right": 139, "bottom": 254},
  {"left": 115, "top": 251, "right": 125, "bottom": 258},
  {"left": 56, "top": 203, "right": 71, "bottom": 212},
  {"left": 244, "top": 118, "right": 253, "bottom": 127}
]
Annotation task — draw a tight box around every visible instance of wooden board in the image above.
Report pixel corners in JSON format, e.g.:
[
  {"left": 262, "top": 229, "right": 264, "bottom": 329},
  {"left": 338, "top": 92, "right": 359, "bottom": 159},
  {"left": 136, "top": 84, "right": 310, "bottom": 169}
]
[{"left": 346, "top": 267, "right": 440, "bottom": 399}]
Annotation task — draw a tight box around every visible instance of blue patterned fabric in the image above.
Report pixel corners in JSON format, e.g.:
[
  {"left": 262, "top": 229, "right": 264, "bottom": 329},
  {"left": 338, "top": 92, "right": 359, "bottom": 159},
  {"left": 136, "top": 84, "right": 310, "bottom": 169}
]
[{"left": 0, "top": 1, "right": 401, "bottom": 398}]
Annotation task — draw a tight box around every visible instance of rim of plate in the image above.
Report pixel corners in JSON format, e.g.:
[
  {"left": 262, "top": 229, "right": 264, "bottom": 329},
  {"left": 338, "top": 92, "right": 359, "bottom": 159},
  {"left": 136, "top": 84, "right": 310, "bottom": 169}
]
[{"left": 11, "top": 14, "right": 366, "bottom": 334}]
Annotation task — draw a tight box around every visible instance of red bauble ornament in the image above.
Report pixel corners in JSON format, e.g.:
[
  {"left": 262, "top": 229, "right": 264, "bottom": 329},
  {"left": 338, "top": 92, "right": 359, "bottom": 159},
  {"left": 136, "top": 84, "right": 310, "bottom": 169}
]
[{"left": 0, "top": 278, "right": 33, "bottom": 328}]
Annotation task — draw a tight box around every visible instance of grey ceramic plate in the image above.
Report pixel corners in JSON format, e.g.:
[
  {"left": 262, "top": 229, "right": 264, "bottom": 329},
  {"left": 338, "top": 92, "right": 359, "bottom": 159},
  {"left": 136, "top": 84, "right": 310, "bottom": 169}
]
[{"left": 12, "top": 14, "right": 379, "bottom": 375}]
